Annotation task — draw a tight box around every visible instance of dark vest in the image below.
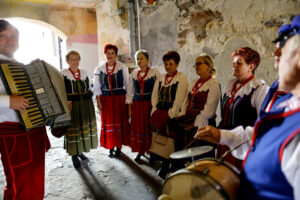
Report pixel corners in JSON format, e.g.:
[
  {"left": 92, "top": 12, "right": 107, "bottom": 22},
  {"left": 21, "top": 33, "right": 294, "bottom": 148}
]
[
  {"left": 219, "top": 88, "right": 257, "bottom": 129},
  {"left": 64, "top": 76, "right": 92, "bottom": 102},
  {"left": 133, "top": 76, "right": 156, "bottom": 101},
  {"left": 98, "top": 69, "right": 126, "bottom": 96},
  {"left": 156, "top": 81, "right": 179, "bottom": 111}
]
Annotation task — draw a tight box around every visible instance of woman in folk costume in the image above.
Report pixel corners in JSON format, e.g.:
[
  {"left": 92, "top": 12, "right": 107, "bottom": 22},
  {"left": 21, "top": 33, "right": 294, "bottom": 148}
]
[
  {"left": 217, "top": 47, "right": 269, "bottom": 170},
  {"left": 171, "top": 55, "right": 221, "bottom": 168},
  {"left": 94, "top": 44, "right": 130, "bottom": 158},
  {"left": 126, "top": 50, "right": 161, "bottom": 162},
  {"left": 61, "top": 50, "right": 98, "bottom": 168},
  {"left": 150, "top": 51, "right": 188, "bottom": 179}
]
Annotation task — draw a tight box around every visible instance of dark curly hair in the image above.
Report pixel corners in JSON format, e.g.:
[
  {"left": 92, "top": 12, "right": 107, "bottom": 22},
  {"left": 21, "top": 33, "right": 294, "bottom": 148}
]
[
  {"left": 162, "top": 51, "right": 180, "bottom": 64},
  {"left": 104, "top": 44, "right": 118, "bottom": 54},
  {"left": 232, "top": 47, "right": 260, "bottom": 73}
]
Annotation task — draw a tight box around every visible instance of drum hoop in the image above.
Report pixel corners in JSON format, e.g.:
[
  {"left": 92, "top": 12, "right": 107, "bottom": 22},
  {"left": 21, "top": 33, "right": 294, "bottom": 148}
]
[
  {"left": 190, "top": 158, "right": 240, "bottom": 176},
  {"left": 161, "top": 168, "right": 230, "bottom": 200}
]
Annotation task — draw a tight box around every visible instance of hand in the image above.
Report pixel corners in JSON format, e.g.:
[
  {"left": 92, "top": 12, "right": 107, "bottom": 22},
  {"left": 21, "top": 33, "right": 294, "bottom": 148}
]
[
  {"left": 9, "top": 95, "right": 29, "bottom": 113},
  {"left": 128, "top": 104, "right": 132, "bottom": 119},
  {"left": 96, "top": 96, "right": 102, "bottom": 111},
  {"left": 194, "top": 126, "right": 221, "bottom": 144},
  {"left": 68, "top": 101, "right": 72, "bottom": 111}
]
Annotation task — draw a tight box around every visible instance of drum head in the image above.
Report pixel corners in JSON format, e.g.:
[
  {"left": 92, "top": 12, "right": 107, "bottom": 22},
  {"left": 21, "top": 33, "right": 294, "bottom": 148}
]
[{"left": 161, "top": 169, "right": 226, "bottom": 200}]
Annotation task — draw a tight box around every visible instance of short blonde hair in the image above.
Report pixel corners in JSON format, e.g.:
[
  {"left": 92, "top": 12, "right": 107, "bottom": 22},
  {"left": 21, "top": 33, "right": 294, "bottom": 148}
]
[
  {"left": 65, "top": 49, "right": 81, "bottom": 61},
  {"left": 196, "top": 54, "right": 216, "bottom": 76},
  {"left": 135, "top": 49, "right": 149, "bottom": 61}
]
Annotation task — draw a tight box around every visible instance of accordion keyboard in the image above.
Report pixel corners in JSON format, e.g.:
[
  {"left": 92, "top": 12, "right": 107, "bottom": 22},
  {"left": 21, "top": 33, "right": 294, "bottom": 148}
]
[{"left": 1, "top": 64, "right": 44, "bottom": 128}]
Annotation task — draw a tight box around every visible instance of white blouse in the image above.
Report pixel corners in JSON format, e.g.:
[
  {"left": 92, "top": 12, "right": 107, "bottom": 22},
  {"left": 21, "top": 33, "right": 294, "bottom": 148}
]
[
  {"left": 126, "top": 67, "right": 161, "bottom": 104},
  {"left": 224, "top": 77, "right": 269, "bottom": 115},
  {"left": 0, "top": 54, "right": 20, "bottom": 123},
  {"left": 179, "top": 77, "right": 221, "bottom": 128},
  {"left": 151, "top": 71, "right": 188, "bottom": 119},
  {"left": 93, "top": 61, "right": 129, "bottom": 96}
]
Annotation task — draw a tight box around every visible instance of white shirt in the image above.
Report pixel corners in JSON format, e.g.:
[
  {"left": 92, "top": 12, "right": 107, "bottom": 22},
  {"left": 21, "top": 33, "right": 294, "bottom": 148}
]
[{"left": 0, "top": 54, "right": 19, "bottom": 123}]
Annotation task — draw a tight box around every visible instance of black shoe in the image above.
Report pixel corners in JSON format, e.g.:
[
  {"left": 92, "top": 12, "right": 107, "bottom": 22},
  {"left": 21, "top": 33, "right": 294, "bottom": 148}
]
[
  {"left": 115, "top": 147, "right": 121, "bottom": 157},
  {"left": 108, "top": 149, "right": 114, "bottom": 158},
  {"left": 72, "top": 155, "right": 81, "bottom": 169},
  {"left": 149, "top": 153, "right": 155, "bottom": 166},
  {"left": 78, "top": 154, "right": 89, "bottom": 162},
  {"left": 157, "top": 167, "right": 167, "bottom": 179},
  {"left": 134, "top": 154, "right": 141, "bottom": 162}
]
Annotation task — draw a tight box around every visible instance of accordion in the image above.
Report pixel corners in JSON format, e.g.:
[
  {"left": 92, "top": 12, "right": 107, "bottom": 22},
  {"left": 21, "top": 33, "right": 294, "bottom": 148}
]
[{"left": 0, "top": 60, "right": 71, "bottom": 131}]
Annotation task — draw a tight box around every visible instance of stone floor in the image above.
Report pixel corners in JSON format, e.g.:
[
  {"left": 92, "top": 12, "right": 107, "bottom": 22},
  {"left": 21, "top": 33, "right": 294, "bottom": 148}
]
[{"left": 0, "top": 112, "right": 164, "bottom": 200}]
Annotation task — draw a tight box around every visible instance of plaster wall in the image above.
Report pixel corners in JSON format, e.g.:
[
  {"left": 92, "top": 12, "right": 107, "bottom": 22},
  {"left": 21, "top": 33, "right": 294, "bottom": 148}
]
[
  {"left": 138, "top": 0, "right": 300, "bottom": 86},
  {"left": 0, "top": 1, "right": 98, "bottom": 77},
  {"left": 95, "top": 0, "right": 131, "bottom": 63}
]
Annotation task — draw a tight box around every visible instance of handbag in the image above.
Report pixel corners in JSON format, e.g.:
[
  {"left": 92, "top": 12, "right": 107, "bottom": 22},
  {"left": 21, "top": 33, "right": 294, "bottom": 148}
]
[
  {"left": 149, "top": 131, "right": 175, "bottom": 159},
  {"left": 50, "top": 126, "right": 67, "bottom": 138},
  {"left": 150, "top": 110, "right": 170, "bottom": 131},
  {"left": 49, "top": 119, "right": 70, "bottom": 138}
]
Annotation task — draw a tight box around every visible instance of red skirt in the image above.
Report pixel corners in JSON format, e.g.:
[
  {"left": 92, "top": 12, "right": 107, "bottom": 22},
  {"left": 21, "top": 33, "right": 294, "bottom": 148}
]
[
  {"left": 217, "top": 144, "right": 243, "bottom": 170},
  {"left": 100, "top": 95, "right": 130, "bottom": 149},
  {"left": 130, "top": 100, "right": 152, "bottom": 154}
]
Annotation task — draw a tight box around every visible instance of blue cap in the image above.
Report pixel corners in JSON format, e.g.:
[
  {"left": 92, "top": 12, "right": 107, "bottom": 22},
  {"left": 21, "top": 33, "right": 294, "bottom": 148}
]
[{"left": 273, "top": 14, "right": 300, "bottom": 47}]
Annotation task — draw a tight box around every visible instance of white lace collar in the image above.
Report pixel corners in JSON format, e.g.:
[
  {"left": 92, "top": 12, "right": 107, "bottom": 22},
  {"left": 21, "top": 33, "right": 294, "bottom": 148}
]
[
  {"left": 224, "top": 77, "right": 266, "bottom": 98},
  {"left": 61, "top": 68, "right": 88, "bottom": 81}
]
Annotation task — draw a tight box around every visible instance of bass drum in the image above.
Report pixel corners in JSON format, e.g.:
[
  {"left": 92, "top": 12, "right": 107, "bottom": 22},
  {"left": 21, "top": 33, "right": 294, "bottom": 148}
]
[{"left": 160, "top": 158, "right": 240, "bottom": 200}]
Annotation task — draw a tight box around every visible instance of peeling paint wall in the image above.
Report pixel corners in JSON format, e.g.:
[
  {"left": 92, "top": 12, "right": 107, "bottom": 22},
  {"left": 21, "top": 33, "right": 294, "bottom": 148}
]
[
  {"left": 95, "top": 0, "right": 131, "bottom": 62},
  {"left": 138, "top": 0, "right": 300, "bottom": 87}
]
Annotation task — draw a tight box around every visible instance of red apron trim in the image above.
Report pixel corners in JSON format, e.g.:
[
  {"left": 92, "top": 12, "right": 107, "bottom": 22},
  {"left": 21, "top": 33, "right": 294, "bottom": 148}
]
[
  {"left": 279, "top": 128, "right": 300, "bottom": 163},
  {"left": 242, "top": 107, "right": 300, "bottom": 169}
]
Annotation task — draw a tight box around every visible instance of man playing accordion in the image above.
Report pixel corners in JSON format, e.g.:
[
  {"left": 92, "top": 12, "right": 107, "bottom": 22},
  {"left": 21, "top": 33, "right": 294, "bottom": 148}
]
[{"left": 0, "top": 19, "right": 50, "bottom": 200}]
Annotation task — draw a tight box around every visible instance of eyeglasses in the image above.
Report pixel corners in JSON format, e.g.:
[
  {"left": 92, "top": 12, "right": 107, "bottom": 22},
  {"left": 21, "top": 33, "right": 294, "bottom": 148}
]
[{"left": 194, "top": 62, "right": 207, "bottom": 67}]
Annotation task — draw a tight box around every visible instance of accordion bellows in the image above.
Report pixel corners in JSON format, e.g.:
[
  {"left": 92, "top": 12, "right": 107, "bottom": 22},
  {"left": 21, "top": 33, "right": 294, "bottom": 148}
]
[{"left": 0, "top": 60, "right": 70, "bottom": 131}]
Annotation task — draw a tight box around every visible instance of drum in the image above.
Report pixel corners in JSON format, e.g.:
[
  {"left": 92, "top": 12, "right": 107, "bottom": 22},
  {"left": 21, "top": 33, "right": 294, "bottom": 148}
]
[{"left": 160, "top": 158, "right": 240, "bottom": 200}]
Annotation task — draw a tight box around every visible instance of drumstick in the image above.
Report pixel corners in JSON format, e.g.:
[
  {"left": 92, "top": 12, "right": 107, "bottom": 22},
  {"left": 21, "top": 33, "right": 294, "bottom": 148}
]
[
  {"left": 219, "top": 138, "right": 251, "bottom": 162},
  {"left": 183, "top": 139, "right": 196, "bottom": 150}
]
